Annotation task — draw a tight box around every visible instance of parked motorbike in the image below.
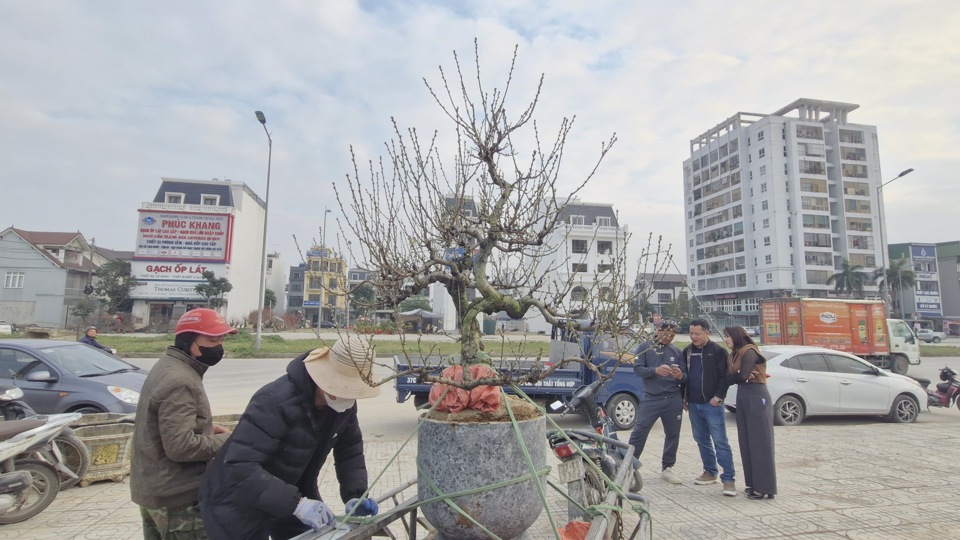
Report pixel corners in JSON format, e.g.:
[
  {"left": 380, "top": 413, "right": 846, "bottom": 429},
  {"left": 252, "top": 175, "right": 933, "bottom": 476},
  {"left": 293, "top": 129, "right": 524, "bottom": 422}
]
[
  {"left": 547, "top": 380, "right": 643, "bottom": 522},
  {"left": 0, "top": 385, "right": 90, "bottom": 489},
  {"left": 0, "top": 412, "right": 82, "bottom": 524},
  {"left": 918, "top": 366, "right": 960, "bottom": 410}
]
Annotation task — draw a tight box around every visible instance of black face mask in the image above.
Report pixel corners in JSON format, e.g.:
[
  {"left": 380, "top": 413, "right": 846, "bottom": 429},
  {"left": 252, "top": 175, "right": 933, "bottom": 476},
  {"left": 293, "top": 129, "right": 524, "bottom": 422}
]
[{"left": 196, "top": 345, "right": 225, "bottom": 366}]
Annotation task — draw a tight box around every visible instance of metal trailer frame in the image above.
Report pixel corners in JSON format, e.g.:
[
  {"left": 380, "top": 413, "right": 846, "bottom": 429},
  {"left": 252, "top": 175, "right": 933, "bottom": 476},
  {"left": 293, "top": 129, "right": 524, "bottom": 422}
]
[{"left": 294, "top": 433, "right": 651, "bottom": 540}]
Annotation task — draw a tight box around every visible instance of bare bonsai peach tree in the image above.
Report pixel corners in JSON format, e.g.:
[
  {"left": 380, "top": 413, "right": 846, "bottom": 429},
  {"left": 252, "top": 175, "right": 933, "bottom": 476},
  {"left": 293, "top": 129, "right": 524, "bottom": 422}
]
[{"left": 334, "top": 41, "right": 671, "bottom": 393}]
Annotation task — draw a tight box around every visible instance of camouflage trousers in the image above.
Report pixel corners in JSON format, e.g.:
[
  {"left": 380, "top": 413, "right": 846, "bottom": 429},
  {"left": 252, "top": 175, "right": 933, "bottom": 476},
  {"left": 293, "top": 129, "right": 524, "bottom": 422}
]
[{"left": 140, "top": 502, "right": 208, "bottom": 540}]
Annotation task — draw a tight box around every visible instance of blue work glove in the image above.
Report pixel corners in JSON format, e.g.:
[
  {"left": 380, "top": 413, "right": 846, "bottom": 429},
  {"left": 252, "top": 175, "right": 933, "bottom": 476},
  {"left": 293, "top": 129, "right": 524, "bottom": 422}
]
[
  {"left": 345, "top": 497, "right": 379, "bottom": 516},
  {"left": 293, "top": 497, "right": 334, "bottom": 531}
]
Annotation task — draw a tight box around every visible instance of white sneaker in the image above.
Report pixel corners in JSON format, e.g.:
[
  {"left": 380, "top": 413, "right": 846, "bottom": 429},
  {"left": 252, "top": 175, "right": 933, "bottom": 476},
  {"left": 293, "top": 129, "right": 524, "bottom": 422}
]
[{"left": 661, "top": 467, "right": 682, "bottom": 485}]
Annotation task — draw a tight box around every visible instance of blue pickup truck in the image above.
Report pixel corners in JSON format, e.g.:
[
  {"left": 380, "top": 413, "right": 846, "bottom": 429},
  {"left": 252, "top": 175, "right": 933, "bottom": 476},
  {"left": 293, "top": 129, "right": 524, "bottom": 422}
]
[{"left": 394, "top": 329, "right": 646, "bottom": 430}]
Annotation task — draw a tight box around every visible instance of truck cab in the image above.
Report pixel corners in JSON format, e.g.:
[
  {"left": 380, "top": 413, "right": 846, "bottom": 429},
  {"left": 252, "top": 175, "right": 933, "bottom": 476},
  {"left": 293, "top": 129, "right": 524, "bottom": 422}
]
[{"left": 886, "top": 318, "right": 921, "bottom": 372}]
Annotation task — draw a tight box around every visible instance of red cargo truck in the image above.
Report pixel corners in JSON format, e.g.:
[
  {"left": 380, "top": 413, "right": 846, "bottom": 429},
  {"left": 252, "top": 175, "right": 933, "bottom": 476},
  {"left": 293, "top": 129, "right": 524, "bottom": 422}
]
[{"left": 759, "top": 298, "right": 920, "bottom": 374}]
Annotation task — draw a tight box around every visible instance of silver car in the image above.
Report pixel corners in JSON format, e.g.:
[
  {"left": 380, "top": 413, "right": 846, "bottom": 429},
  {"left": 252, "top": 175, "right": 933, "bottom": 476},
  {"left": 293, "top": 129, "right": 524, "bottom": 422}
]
[
  {"left": 726, "top": 345, "right": 926, "bottom": 426},
  {"left": 0, "top": 339, "right": 147, "bottom": 413}
]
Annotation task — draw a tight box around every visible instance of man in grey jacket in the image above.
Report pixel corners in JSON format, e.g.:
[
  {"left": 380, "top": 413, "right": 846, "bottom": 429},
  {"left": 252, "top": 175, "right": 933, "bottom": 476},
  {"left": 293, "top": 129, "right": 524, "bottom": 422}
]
[
  {"left": 628, "top": 319, "right": 686, "bottom": 485},
  {"left": 130, "top": 308, "right": 237, "bottom": 540}
]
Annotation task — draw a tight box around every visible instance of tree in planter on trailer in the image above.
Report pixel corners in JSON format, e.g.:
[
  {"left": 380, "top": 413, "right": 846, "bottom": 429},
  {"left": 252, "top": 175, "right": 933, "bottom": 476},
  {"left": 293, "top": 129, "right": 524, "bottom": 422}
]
[{"left": 333, "top": 40, "right": 665, "bottom": 539}]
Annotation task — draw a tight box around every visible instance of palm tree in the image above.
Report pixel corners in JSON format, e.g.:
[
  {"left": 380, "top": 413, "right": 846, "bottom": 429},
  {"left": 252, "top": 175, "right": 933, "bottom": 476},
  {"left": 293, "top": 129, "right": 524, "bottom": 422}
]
[
  {"left": 827, "top": 259, "right": 871, "bottom": 298},
  {"left": 874, "top": 256, "right": 917, "bottom": 317}
]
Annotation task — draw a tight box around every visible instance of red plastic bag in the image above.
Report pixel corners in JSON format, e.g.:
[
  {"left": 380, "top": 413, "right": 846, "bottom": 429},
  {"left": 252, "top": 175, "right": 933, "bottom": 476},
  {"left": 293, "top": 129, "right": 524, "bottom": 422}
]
[
  {"left": 429, "top": 365, "right": 501, "bottom": 413},
  {"left": 558, "top": 521, "right": 590, "bottom": 540}
]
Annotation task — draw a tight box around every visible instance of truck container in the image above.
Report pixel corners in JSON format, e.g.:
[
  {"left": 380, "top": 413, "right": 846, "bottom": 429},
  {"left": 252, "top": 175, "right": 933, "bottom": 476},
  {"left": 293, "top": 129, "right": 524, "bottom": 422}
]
[
  {"left": 759, "top": 298, "right": 920, "bottom": 374},
  {"left": 394, "top": 328, "right": 646, "bottom": 430}
]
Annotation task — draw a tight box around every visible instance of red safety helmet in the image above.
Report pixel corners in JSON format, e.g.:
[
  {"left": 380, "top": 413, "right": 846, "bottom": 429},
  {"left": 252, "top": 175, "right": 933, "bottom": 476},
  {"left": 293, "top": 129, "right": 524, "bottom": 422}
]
[{"left": 174, "top": 308, "right": 238, "bottom": 337}]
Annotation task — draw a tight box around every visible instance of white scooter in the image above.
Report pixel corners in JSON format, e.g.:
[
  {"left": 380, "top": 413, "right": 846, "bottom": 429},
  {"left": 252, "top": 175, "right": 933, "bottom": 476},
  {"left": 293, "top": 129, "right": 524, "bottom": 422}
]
[{"left": 0, "top": 412, "right": 82, "bottom": 524}]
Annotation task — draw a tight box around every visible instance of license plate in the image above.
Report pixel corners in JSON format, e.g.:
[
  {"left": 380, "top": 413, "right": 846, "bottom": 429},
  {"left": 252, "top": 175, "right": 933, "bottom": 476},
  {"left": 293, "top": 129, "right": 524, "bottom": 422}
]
[{"left": 557, "top": 457, "right": 585, "bottom": 484}]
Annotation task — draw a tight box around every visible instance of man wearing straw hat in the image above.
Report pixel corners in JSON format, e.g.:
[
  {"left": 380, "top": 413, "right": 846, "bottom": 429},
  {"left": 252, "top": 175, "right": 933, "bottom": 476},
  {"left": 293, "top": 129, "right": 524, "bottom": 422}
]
[{"left": 199, "top": 338, "right": 380, "bottom": 539}]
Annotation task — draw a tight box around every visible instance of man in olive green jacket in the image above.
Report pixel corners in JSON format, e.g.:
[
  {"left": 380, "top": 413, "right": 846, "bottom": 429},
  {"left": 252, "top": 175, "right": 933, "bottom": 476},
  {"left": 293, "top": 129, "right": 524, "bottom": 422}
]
[{"left": 130, "top": 309, "right": 237, "bottom": 539}]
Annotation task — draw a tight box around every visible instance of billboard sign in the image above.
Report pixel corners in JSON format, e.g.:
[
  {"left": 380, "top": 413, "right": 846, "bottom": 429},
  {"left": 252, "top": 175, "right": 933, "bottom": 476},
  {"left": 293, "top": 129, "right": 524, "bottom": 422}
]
[
  {"left": 910, "top": 244, "right": 937, "bottom": 263},
  {"left": 130, "top": 280, "right": 206, "bottom": 301},
  {"left": 131, "top": 261, "right": 227, "bottom": 282},
  {"left": 129, "top": 261, "right": 230, "bottom": 301},
  {"left": 134, "top": 210, "right": 233, "bottom": 261}
]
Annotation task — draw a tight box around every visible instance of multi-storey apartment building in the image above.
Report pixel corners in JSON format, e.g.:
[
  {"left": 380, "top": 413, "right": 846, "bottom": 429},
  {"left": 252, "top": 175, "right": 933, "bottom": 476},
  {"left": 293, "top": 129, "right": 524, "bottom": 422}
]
[{"left": 684, "top": 98, "right": 885, "bottom": 326}]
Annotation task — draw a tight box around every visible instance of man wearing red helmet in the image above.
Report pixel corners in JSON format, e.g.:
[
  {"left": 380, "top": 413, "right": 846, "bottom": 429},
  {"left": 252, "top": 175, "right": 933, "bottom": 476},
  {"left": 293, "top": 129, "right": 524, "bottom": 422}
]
[{"left": 130, "top": 308, "right": 237, "bottom": 540}]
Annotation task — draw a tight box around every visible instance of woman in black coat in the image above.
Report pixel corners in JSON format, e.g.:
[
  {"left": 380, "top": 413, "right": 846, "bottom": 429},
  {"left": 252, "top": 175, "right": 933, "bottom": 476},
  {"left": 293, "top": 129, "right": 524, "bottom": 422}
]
[
  {"left": 723, "top": 325, "right": 777, "bottom": 500},
  {"left": 200, "top": 339, "right": 381, "bottom": 539}
]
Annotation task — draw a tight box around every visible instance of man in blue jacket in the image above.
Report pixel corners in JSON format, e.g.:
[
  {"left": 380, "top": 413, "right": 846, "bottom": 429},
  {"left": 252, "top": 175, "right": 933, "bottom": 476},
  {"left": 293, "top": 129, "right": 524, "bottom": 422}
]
[
  {"left": 628, "top": 319, "right": 686, "bottom": 485},
  {"left": 683, "top": 319, "right": 737, "bottom": 496},
  {"left": 199, "top": 338, "right": 380, "bottom": 540}
]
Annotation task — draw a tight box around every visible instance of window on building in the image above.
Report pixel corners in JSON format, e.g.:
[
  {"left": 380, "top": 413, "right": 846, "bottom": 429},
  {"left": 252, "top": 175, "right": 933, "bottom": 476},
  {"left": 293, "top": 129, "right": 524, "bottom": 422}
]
[
  {"left": 292, "top": 272, "right": 300, "bottom": 279},
  {"left": 571, "top": 286, "right": 587, "bottom": 301},
  {"left": 763, "top": 218, "right": 770, "bottom": 228},
  {"left": 4, "top": 272, "right": 24, "bottom": 288},
  {"left": 761, "top": 183, "right": 768, "bottom": 193},
  {"left": 309, "top": 278, "right": 322, "bottom": 288},
  {"left": 760, "top": 165, "right": 767, "bottom": 176},
  {"left": 766, "top": 273, "right": 773, "bottom": 283},
  {"left": 757, "top": 130, "right": 765, "bottom": 141},
  {"left": 596, "top": 217, "right": 612, "bottom": 227},
  {"left": 597, "top": 264, "right": 612, "bottom": 273},
  {"left": 569, "top": 215, "right": 585, "bottom": 225},
  {"left": 658, "top": 293, "right": 672, "bottom": 303},
  {"left": 571, "top": 239, "right": 588, "bottom": 254},
  {"left": 201, "top": 195, "right": 220, "bottom": 206},
  {"left": 328, "top": 278, "right": 339, "bottom": 289},
  {"left": 765, "top": 254, "right": 772, "bottom": 264},
  {"left": 571, "top": 263, "right": 588, "bottom": 273},
  {"left": 764, "top": 236, "right": 771, "bottom": 246},
  {"left": 758, "top": 148, "right": 766, "bottom": 158},
  {"left": 165, "top": 193, "right": 185, "bottom": 204},
  {"left": 308, "top": 294, "right": 321, "bottom": 301},
  {"left": 762, "top": 200, "right": 769, "bottom": 211},
  {"left": 327, "top": 294, "right": 338, "bottom": 305},
  {"left": 597, "top": 241, "right": 613, "bottom": 254}
]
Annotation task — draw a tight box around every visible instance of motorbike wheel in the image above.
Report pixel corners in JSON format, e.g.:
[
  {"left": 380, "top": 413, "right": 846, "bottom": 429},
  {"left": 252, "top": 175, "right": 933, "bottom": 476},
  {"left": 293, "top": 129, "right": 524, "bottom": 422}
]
[
  {"left": 53, "top": 430, "right": 90, "bottom": 489},
  {"left": 0, "top": 459, "right": 61, "bottom": 524},
  {"left": 582, "top": 466, "right": 606, "bottom": 509}
]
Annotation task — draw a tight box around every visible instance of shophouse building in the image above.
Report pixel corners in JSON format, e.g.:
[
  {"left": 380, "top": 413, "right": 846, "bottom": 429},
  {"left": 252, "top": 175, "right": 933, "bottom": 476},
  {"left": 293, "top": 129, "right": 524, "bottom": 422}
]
[{"left": 128, "top": 178, "right": 265, "bottom": 329}]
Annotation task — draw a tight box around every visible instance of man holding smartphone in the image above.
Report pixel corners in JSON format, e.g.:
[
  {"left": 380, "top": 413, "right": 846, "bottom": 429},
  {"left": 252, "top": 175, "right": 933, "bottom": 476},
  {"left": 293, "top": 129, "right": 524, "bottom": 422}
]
[{"left": 628, "top": 319, "right": 687, "bottom": 486}]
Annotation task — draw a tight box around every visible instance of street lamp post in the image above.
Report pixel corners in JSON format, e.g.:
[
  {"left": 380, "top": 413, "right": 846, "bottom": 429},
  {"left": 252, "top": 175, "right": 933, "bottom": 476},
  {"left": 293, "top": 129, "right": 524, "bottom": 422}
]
[
  {"left": 320, "top": 208, "right": 332, "bottom": 324},
  {"left": 254, "top": 111, "right": 273, "bottom": 351},
  {"left": 322, "top": 207, "right": 332, "bottom": 249},
  {"left": 876, "top": 167, "right": 914, "bottom": 316},
  {"left": 345, "top": 240, "right": 351, "bottom": 329}
]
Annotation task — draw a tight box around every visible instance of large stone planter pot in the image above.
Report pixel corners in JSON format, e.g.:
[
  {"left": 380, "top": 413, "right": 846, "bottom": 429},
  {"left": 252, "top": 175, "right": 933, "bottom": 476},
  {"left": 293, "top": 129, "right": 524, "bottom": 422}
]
[{"left": 417, "top": 414, "right": 546, "bottom": 540}]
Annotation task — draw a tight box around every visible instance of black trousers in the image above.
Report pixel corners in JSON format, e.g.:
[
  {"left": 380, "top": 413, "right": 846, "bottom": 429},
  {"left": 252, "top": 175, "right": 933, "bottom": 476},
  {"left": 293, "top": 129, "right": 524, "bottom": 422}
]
[{"left": 627, "top": 393, "right": 683, "bottom": 470}]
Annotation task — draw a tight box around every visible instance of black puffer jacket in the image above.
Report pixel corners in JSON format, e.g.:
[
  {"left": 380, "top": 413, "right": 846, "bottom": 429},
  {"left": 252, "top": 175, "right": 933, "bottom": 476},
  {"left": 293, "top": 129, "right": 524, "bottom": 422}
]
[{"left": 199, "top": 352, "right": 369, "bottom": 540}]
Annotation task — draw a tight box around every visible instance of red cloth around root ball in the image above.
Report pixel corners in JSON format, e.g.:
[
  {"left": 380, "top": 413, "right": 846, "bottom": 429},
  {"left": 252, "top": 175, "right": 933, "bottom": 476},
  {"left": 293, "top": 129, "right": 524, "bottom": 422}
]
[{"left": 428, "top": 364, "right": 501, "bottom": 413}]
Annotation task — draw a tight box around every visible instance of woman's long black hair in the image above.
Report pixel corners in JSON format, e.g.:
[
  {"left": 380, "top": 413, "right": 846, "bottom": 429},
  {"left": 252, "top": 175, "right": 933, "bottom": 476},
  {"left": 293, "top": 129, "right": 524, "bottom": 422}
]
[{"left": 723, "top": 325, "right": 756, "bottom": 351}]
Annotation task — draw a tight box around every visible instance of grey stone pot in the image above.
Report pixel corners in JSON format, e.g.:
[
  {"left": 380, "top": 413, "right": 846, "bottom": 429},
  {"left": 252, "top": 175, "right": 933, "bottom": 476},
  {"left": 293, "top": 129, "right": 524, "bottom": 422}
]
[{"left": 417, "top": 414, "right": 546, "bottom": 540}]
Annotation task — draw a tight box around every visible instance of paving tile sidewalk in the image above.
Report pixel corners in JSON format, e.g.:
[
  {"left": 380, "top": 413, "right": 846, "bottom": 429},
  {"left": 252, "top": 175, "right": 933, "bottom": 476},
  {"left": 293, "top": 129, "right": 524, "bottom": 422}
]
[{"left": 4, "top": 415, "right": 960, "bottom": 539}]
